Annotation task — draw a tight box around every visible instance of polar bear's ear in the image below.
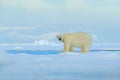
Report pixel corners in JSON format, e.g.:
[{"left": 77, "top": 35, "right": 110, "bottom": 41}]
[{"left": 56, "top": 33, "right": 62, "bottom": 38}]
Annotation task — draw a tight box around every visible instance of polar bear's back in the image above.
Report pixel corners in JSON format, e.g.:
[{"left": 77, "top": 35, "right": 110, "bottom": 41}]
[
  {"left": 64, "top": 32, "right": 91, "bottom": 39},
  {"left": 63, "top": 32, "right": 92, "bottom": 45}
]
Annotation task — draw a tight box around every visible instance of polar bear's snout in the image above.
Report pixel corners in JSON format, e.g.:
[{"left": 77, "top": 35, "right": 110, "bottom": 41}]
[
  {"left": 56, "top": 35, "right": 62, "bottom": 41},
  {"left": 58, "top": 38, "right": 61, "bottom": 41},
  {"left": 56, "top": 36, "right": 60, "bottom": 41}
]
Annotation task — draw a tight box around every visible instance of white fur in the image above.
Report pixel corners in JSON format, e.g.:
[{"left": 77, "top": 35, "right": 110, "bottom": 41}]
[{"left": 57, "top": 32, "right": 92, "bottom": 53}]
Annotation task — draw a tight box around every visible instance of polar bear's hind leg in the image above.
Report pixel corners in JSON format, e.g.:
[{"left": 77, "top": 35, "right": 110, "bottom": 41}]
[{"left": 84, "top": 45, "right": 91, "bottom": 53}]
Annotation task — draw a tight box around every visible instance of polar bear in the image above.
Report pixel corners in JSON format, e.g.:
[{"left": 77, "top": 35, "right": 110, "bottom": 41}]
[{"left": 56, "top": 32, "right": 92, "bottom": 53}]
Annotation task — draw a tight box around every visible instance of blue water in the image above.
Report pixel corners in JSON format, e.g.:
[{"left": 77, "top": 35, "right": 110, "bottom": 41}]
[
  {"left": 7, "top": 50, "right": 59, "bottom": 55},
  {"left": 7, "top": 50, "right": 120, "bottom": 55}
]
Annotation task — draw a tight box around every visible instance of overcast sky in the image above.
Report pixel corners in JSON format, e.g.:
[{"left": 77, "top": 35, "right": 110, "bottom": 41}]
[{"left": 0, "top": 0, "right": 120, "bottom": 43}]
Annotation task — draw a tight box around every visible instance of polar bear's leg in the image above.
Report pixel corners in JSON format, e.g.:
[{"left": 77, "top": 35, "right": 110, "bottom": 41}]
[
  {"left": 70, "top": 45, "right": 74, "bottom": 52},
  {"left": 62, "top": 42, "right": 70, "bottom": 53},
  {"left": 80, "top": 47, "right": 85, "bottom": 53},
  {"left": 84, "top": 45, "right": 90, "bottom": 53},
  {"left": 80, "top": 45, "right": 90, "bottom": 53}
]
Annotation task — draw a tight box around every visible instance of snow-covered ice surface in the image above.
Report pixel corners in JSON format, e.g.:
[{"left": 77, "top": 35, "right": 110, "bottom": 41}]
[{"left": 0, "top": 45, "right": 120, "bottom": 80}]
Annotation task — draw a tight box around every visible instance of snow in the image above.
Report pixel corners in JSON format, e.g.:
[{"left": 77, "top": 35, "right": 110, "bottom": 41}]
[
  {"left": 0, "top": 49, "right": 13, "bottom": 65},
  {"left": 0, "top": 49, "right": 120, "bottom": 80}
]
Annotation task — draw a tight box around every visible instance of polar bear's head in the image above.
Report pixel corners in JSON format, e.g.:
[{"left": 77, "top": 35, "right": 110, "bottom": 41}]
[{"left": 56, "top": 34, "right": 64, "bottom": 42}]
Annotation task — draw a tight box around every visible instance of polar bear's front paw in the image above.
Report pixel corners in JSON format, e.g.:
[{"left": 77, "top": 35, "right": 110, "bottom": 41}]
[{"left": 61, "top": 50, "right": 68, "bottom": 53}]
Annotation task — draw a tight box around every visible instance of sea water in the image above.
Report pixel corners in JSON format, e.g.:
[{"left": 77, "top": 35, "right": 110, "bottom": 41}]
[
  {"left": 7, "top": 49, "right": 120, "bottom": 55},
  {"left": 7, "top": 50, "right": 59, "bottom": 55}
]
